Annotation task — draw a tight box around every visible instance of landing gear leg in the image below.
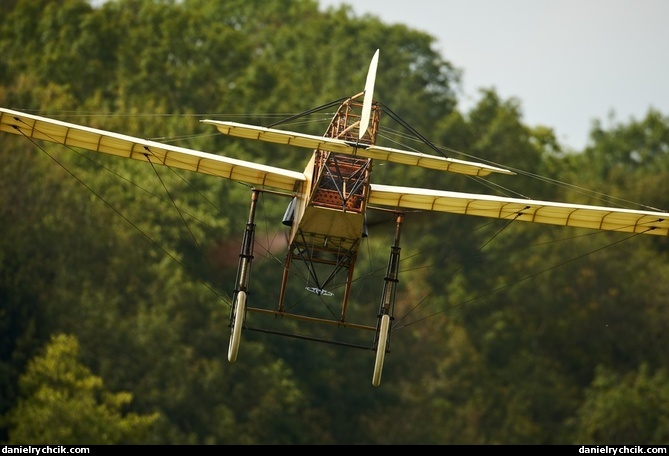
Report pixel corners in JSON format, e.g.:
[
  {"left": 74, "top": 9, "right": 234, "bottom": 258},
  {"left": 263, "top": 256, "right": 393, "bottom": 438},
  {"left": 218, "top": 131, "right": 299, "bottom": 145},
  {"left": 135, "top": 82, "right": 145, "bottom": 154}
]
[
  {"left": 228, "top": 189, "right": 259, "bottom": 363},
  {"left": 228, "top": 290, "right": 246, "bottom": 362},
  {"left": 372, "top": 212, "right": 403, "bottom": 387},
  {"left": 372, "top": 314, "right": 390, "bottom": 387}
]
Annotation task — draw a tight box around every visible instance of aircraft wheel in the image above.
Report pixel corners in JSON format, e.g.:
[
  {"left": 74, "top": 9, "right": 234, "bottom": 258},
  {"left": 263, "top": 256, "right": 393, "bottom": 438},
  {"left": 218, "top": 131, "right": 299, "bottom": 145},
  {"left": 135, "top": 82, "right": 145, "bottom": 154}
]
[
  {"left": 372, "top": 314, "right": 390, "bottom": 387},
  {"left": 228, "top": 291, "right": 246, "bottom": 363}
]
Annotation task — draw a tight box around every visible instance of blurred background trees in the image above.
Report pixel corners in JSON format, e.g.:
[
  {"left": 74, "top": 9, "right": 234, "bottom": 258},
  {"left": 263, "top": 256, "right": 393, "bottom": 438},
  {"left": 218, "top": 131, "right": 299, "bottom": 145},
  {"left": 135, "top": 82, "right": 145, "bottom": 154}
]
[{"left": 1, "top": 0, "right": 669, "bottom": 444}]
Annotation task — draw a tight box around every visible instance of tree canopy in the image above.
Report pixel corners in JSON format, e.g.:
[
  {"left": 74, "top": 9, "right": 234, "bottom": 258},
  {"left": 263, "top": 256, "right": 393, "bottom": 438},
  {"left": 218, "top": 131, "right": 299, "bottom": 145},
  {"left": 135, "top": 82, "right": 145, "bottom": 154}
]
[{"left": 1, "top": 0, "right": 669, "bottom": 444}]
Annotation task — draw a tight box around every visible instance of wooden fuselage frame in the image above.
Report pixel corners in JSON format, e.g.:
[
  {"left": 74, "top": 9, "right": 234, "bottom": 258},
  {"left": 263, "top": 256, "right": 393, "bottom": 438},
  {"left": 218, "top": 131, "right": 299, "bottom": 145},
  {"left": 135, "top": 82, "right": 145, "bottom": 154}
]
[{"left": 247, "top": 94, "right": 382, "bottom": 331}]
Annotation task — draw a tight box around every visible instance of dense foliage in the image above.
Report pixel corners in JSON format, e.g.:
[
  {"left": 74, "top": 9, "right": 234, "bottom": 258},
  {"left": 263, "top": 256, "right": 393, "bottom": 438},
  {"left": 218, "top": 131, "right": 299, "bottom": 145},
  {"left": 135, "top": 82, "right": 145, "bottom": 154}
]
[{"left": 1, "top": 0, "right": 669, "bottom": 444}]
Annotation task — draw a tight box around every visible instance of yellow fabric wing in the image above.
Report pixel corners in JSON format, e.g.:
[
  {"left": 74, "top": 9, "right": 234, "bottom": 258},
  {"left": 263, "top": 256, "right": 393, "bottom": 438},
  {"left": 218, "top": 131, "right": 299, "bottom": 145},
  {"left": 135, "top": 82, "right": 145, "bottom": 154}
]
[
  {"left": 201, "top": 120, "right": 514, "bottom": 177},
  {"left": 0, "top": 108, "right": 305, "bottom": 192},
  {"left": 369, "top": 184, "right": 669, "bottom": 236}
]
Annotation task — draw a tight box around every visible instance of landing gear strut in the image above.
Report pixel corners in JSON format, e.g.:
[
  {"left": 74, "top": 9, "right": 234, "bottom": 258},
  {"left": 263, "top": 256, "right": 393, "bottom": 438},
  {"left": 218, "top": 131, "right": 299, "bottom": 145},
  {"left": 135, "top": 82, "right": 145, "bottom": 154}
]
[
  {"left": 228, "top": 189, "right": 259, "bottom": 362},
  {"left": 372, "top": 212, "right": 403, "bottom": 386}
]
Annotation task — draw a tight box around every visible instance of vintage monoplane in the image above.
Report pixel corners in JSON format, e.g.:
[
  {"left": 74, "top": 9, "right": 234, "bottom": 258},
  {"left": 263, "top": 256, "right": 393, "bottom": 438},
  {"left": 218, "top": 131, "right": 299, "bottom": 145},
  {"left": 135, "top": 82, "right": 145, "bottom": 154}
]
[{"left": 2, "top": 49, "right": 668, "bottom": 386}]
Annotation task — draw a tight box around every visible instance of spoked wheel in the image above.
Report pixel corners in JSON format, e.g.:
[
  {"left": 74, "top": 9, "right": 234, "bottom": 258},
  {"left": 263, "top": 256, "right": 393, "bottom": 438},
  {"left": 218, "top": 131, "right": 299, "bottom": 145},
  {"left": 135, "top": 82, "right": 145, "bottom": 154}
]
[
  {"left": 228, "top": 291, "right": 246, "bottom": 362},
  {"left": 372, "top": 314, "right": 390, "bottom": 387}
]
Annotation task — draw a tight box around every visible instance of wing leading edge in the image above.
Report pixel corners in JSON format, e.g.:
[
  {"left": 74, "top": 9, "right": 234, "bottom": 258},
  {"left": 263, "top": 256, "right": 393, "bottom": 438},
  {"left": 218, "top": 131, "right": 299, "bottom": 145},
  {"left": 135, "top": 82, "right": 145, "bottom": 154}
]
[
  {"left": 369, "top": 184, "right": 669, "bottom": 237},
  {"left": 0, "top": 108, "right": 305, "bottom": 192}
]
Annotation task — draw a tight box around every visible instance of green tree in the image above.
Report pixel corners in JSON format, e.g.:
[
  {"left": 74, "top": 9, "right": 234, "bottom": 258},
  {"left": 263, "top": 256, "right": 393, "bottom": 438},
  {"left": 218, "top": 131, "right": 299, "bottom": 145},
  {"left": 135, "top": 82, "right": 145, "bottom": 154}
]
[
  {"left": 7, "top": 334, "right": 159, "bottom": 444},
  {"left": 2, "top": 0, "right": 669, "bottom": 445},
  {"left": 571, "top": 109, "right": 669, "bottom": 209},
  {"left": 571, "top": 364, "right": 669, "bottom": 444}
]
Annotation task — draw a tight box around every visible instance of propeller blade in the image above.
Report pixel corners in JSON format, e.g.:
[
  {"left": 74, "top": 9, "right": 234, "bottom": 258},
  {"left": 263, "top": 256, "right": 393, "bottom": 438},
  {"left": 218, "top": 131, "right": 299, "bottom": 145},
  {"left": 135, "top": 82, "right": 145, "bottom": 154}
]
[{"left": 358, "top": 49, "right": 379, "bottom": 140}]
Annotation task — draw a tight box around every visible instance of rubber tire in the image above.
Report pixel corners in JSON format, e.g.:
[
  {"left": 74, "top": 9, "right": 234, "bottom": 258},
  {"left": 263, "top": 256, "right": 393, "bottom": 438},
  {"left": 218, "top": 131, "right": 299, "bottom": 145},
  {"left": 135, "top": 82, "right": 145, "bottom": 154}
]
[
  {"left": 228, "top": 291, "right": 246, "bottom": 363},
  {"left": 372, "top": 314, "right": 390, "bottom": 387}
]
